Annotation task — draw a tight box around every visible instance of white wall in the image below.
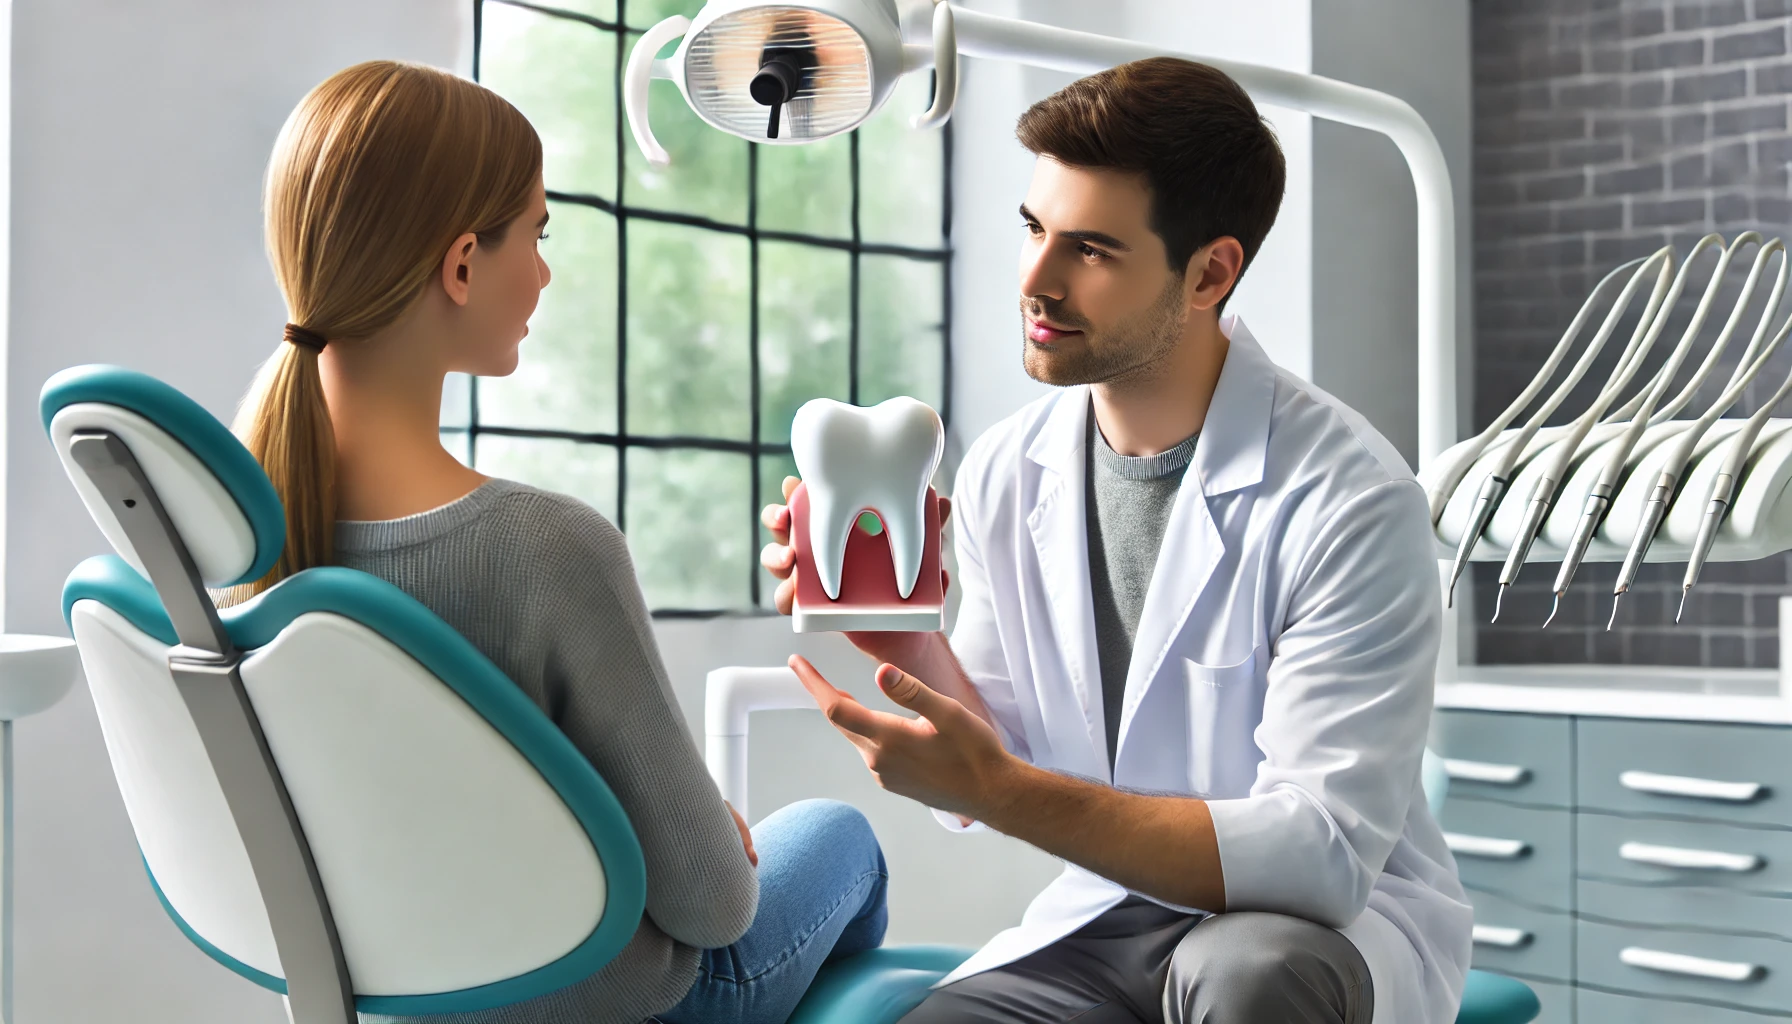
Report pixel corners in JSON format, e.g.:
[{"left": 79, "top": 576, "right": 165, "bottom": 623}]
[{"left": 2, "top": 0, "right": 1469, "bottom": 1021}]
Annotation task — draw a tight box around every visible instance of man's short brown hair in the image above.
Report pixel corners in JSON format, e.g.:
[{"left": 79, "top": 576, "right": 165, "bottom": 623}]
[{"left": 1016, "top": 57, "right": 1286, "bottom": 297}]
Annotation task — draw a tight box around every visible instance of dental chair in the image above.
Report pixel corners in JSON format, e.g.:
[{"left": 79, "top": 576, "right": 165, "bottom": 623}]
[{"left": 709, "top": 670, "right": 1543, "bottom": 1024}]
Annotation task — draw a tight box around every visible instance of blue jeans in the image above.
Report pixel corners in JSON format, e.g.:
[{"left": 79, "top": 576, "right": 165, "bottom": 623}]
[{"left": 655, "top": 798, "right": 890, "bottom": 1024}]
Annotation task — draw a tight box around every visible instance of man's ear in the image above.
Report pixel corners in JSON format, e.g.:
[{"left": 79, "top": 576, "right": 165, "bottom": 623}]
[
  {"left": 440, "top": 232, "right": 479, "bottom": 307},
  {"left": 1183, "top": 237, "right": 1245, "bottom": 313}
]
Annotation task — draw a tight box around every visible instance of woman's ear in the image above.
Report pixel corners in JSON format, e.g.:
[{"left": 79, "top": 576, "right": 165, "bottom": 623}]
[
  {"left": 1184, "top": 237, "right": 1245, "bottom": 313},
  {"left": 439, "top": 232, "right": 479, "bottom": 306}
]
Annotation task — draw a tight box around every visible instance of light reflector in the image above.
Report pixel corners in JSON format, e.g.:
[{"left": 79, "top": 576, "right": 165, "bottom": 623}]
[{"left": 684, "top": 6, "right": 874, "bottom": 142}]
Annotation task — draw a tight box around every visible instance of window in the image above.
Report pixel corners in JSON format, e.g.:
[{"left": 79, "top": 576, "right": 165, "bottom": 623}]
[{"left": 448, "top": 0, "right": 952, "bottom": 614}]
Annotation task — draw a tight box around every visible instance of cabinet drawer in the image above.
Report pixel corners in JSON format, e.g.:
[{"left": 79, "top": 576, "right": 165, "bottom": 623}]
[
  {"left": 1432, "top": 710, "right": 1571, "bottom": 808},
  {"left": 1440, "top": 798, "right": 1572, "bottom": 911},
  {"left": 1463, "top": 890, "right": 1571, "bottom": 983},
  {"left": 1580, "top": 876, "right": 1792, "bottom": 940},
  {"left": 1577, "top": 718, "right": 1792, "bottom": 827},
  {"left": 1576, "top": 987, "right": 1778, "bottom": 1023},
  {"left": 1579, "top": 918, "right": 1792, "bottom": 1015},
  {"left": 1578, "top": 812, "right": 1792, "bottom": 896}
]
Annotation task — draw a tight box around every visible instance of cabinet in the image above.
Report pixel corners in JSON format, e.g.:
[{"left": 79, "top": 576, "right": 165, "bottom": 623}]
[{"left": 1433, "top": 708, "right": 1792, "bottom": 1022}]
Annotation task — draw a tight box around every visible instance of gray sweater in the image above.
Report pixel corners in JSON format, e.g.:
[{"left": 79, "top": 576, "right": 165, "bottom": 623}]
[{"left": 334, "top": 478, "right": 758, "bottom": 1024}]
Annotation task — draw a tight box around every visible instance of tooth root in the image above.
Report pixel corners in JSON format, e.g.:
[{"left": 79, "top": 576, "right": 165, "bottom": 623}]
[
  {"left": 880, "top": 488, "right": 927, "bottom": 600},
  {"left": 805, "top": 489, "right": 853, "bottom": 602}
]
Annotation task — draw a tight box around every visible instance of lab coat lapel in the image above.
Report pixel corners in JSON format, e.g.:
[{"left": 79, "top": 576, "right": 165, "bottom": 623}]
[
  {"left": 1023, "top": 389, "right": 1107, "bottom": 768},
  {"left": 1114, "top": 318, "right": 1276, "bottom": 766}
]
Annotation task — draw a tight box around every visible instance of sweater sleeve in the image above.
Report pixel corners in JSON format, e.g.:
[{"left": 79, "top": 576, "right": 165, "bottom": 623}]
[{"left": 535, "top": 500, "right": 759, "bottom": 949}]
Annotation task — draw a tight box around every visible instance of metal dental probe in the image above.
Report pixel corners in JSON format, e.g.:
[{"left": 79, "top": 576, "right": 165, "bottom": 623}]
[
  {"left": 1439, "top": 258, "right": 1653, "bottom": 609},
  {"left": 1611, "top": 240, "right": 1792, "bottom": 627},
  {"left": 1549, "top": 235, "right": 1732, "bottom": 624},
  {"left": 1494, "top": 249, "right": 1678, "bottom": 623}
]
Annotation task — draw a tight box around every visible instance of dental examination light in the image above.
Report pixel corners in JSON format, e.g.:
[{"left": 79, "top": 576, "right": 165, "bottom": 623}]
[{"left": 1423, "top": 231, "right": 1792, "bottom": 629}]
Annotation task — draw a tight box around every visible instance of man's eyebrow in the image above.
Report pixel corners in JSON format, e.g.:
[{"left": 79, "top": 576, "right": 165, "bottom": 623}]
[{"left": 1017, "top": 204, "right": 1132, "bottom": 252}]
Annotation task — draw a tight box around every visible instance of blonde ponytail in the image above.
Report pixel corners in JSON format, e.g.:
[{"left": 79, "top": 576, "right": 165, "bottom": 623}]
[{"left": 231, "top": 60, "right": 541, "bottom": 597}]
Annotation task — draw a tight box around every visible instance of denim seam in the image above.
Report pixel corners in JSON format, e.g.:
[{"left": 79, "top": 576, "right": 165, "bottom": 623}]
[{"left": 699, "top": 867, "right": 889, "bottom": 985}]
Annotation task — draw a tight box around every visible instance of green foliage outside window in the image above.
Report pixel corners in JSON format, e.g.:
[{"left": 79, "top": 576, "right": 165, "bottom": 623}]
[{"left": 448, "top": 0, "right": 952, "bottom": 613}]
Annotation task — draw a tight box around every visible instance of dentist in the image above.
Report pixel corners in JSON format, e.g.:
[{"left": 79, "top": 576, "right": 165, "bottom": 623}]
[{"left": 762, "top": 57, "right": 1470, "bottom": 1024}]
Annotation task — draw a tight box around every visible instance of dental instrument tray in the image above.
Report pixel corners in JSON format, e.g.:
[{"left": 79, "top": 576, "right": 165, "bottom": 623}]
[{"left": 1418, "top": 232, "right": 1792, "bottom": 623}]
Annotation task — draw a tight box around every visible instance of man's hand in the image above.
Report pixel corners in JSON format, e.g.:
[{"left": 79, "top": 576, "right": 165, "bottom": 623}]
[
  {"left": 789, "top": 654, "right": 1013, "bottom": 819},
  {"left": 761, "top": 475, "right": 952, "bottom": 668},
  {"left": 725, "top": 801, "right": 757, "bottom": 867}
]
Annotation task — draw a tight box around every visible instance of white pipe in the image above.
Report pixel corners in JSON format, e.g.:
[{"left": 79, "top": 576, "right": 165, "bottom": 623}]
[
  {"left": 951, "top": 7, "right": 1458, "bottom": 466},
  {"left": 703, "top": 666, "right": 818, "bottom": 819}
]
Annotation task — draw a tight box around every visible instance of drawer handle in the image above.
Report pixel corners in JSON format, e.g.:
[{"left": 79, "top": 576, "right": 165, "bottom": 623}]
[
  {"left": 1619, "top": 946, "right": 1765, "bottom": 983},
  {"left": 1619, "top": 841, "right": 1763, "bottom": 873},
  {"left": 1472, "top": 924, "right": 1532, "bottom": 949},
  {"left": 1443, "top": 832, "right": 1531, "bottom": 860},
  {"left": 1444, "top": 758, "right": 1531, "bottom": 786},
  {"left": 1619, "top": 770, "right": 1764, "bottom": 804}
]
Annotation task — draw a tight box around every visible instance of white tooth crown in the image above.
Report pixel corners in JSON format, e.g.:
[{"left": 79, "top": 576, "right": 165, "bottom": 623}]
[{"left": 790, "top": 397, "right": 945, "bottom": 600}]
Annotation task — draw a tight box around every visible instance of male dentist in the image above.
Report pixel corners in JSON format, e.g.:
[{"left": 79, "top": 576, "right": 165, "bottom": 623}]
[{"left": 762, "top": 57, "right": 1470, "bottom": 1024}]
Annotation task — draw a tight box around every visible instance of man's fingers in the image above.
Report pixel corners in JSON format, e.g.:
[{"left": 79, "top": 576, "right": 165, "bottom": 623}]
[
  {"left": 760, "top": 502, "right": 791, "bottom": 539},
  {"left": 760, "top": 541, "right": 795, "bottom": 578},
  {"left": 790, "top": 655, "right": 894, "bottom": 741},
  {"left": 874, "top": 663, "right": 965, "bottom": 726},
  {"left": 775, "top": 575, "right": 796, "bottom": 616},
  {"left": 783, "top": 475, "right": 801, "bottom": 501}
]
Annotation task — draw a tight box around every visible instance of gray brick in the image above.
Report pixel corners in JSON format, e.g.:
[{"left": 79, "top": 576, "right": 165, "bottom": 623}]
[
  {"left": 1755, "top": 134, "right": 1792, "bottom": 166},
  {"left": 1556, "top": 201, "right": 1626, "bottom": 232},
  {"left": 1672, "top": 67, "right": 1749, "bottom": 103},
  {"left": 1686, "top": 590, "right": 1749, "bottom": 626},
  {"left": 1524, "top": 170, "right": 1589, "bottom": 201},
  {"left": 1672, "top": 110, "right": 1710, "bottom": 145},
  {"left": 1760, "top": 194, "right": 1792, "bottom": 222},
  {"left": 1555, "top": 139, "right": 1627, "bottom": 167},
  {"left": 1624, "top": 629, "right": 1704, "bottom": 666},
  {"left": 1591, "top": 46, "right": 1627, "bottom": 74},
  {"left": 1674, "top": 0, "right": 1750, "bottom": 30},
  {"left": 1593, "top": 162, "right": 1666, "bottom": 194},
  {"left": 1749, "top": 592, "right": 1782, "bottom": 628},
  {"left": 1519, "top": 47, "right": 1585, "bottom": 79},
  {"left": 1710, "top": 139, "right": 1755, "bottom": 182},
  {"left": 1632, "top": 37, "right": 1706, "bottom": 72},
  {"left": 1714, "top": 190, "right": 1754, "bottom": 221},
  {"left": 1707, "top": 632, "right": 1750, "bottom": 667},
  {"left": 1755, "top": 60, "right": 1792, "bottom": 94},
  {"left": 1714, "top": 25, "right": 1787, "bottom": 63},
  {"left": 1714, "top": 101, "right": 1789, "bottom": 136},
  {"left": 1483, "top": 145, "right": 1554, "bottom": 176},
  {"left": 1671, "top": 152, "right": 1710, "bottom": 187},
  {"left": 1524, "top": 237, "right": 1590, "bottom": 267},
  {"left": 1625, "top": 8, "right": 1669, "bottom": 36},
  {"left": 1478, "top": 178, "right": 1522, "bottom": 206},
  {"left": 1759, "top": 0, "right": 1792, "bottom": 17},
  {"left": 1476, "top": 204, "right": 1551, "bottom": 236},
  {"left": 1558, "top": 79, "right": 1626, "bottom": 108},
  {"left": 1627, "top": 76, "right": 1669, "bottom": 107}
]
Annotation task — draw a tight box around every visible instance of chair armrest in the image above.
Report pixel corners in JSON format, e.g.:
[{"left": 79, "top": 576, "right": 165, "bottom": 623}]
[{"left": 704, "top": 666, "right": 816, "bottom": 818}]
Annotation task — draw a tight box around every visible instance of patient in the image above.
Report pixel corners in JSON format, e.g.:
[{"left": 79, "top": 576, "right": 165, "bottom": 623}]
[{"left": 223, "top": 60, "right": 888, "bottom": 1024}]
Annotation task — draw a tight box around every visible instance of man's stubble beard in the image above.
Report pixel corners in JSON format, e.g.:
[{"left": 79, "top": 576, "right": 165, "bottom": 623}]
[{"left": 1020, "top": 276, "right": 1188, "bottom": 388}]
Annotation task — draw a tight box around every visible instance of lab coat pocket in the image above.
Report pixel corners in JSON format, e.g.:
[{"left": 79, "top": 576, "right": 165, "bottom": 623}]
[{"left": 1184, "top": 644, "right": 1265, "bottom": 797}]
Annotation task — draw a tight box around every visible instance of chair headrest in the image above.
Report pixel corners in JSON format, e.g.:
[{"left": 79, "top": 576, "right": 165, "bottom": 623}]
[{"left": 40, "top": 366, "right": 285, "bottom": 588}]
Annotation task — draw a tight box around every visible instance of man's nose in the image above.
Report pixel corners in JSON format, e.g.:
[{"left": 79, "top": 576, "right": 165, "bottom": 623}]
[{"left": 1019, "top": 239, "right": 1068, "bottom": 302}]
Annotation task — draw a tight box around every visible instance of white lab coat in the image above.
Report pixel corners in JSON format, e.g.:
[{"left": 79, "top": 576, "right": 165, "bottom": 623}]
[{"left": 937, "top": 317, "right": 1472, "bottom": 1023}]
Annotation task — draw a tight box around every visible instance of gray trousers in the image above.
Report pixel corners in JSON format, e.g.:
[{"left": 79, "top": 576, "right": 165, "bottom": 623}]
[{"left": 900, "top": 899, "right": 1373, "bottom": 1024}]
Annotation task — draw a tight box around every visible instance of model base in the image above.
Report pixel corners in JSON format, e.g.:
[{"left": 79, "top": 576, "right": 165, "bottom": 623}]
[{"left": 793, "top": 606, "right": 944, "bottom": 633}]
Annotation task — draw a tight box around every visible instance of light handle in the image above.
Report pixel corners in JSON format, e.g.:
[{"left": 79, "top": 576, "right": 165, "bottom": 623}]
[
  {"left": 624, "top": 15, "right": 691, "bottom": 170},
  {"left": 912, "top": 1, "right": 958, "bottom": 129}
]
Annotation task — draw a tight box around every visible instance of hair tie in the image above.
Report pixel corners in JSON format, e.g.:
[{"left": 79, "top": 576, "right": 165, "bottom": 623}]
[{"left": 284, "top": 323, "right": 327, "bottom": 353}]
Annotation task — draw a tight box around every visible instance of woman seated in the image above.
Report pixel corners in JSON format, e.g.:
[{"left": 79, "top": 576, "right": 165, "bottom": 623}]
[{"left": 226, "top": 59, "right": 888, "bottom": 1024}]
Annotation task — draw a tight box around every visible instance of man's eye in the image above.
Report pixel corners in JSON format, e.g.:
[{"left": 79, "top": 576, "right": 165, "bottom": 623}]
[
  {"left": 1079, "top": 243, "right": 1108, "bottom": 260},
  {"left": 1024, "top": 221, "right": 1043, "bottom": 234}
]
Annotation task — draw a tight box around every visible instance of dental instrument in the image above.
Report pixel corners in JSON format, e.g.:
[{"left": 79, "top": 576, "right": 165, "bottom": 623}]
[
  {"left": 1548, "top": 235, "right": 1730, "bottom": 625},
  {"left": 1490, "top": 249, "right": 1678, "bottom": 622},
  {"left": 1610, "top": 241, "right": 1792, "bottom": 626},
  {"left": 1435, "top": 256, "right": 1651, "bottom": 606}
]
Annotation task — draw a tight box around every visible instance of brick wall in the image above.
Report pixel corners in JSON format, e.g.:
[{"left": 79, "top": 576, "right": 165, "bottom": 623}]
[{"left": 1472, "top": 0, "right": 1792, "bottom": 667}]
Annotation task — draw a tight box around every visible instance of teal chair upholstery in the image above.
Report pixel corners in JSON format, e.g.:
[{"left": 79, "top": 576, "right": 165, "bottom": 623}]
[{"left": 783, "top": 752, "right": 1539, "bottom": 1024}]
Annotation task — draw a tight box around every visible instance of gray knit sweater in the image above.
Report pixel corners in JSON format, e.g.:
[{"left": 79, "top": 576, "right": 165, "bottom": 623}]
[{"left": 334, "top": 478, "right": 758, "bottom": 1024}]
